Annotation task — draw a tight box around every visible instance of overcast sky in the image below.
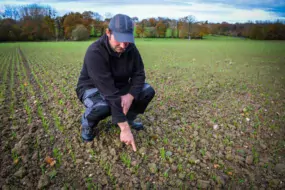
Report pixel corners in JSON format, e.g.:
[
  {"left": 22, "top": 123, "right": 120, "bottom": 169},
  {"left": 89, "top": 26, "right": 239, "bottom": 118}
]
[{"left": 1, "top": 0, "right": 285, "bottom": 23}]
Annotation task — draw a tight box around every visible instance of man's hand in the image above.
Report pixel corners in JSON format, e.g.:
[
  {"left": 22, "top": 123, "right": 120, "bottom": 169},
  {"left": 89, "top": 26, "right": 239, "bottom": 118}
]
[
  {"left": 118, "top": 122, "right": 137, "bottom": 152},
  {"left": 121, "top": 93, "right": 134, "bottom": 115}
]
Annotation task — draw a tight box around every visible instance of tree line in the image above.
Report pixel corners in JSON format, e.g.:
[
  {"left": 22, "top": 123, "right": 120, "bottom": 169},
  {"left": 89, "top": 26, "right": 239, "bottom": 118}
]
[{"left": 1, "top": 4, "right": 285, "bottom": 42}]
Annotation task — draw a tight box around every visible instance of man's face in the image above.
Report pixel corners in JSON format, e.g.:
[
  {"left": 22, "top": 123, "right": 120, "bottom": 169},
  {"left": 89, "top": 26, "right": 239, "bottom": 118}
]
[{"left": 108, "top": 33, "right": 130, "bottom": 53}]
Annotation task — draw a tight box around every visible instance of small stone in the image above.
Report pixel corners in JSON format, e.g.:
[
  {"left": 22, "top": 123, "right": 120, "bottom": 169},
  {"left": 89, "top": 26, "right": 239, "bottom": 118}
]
[
  {"left": 260, "top": 143, "right": 267, "bottom": 150},
  {"left": 197, "top": 180, "right": 210, "bottom": 189},
  {"left": 246, "top": 118, "right": 250, "bottom": 122},
  {"left": 100, "top": 176, "right": 108, "bottom": 185},
  {"left": 110, "top": 148, "right": 116, "bottom": 156},
  {"left": 171, "top": 164, "right": 177, "bottom": 172},
  {"left": 193, "top": 131, "right": 198, "bottom": 137},
  {"left": 156, "top": 127, "right": 162, "bottom": 135},
  {"left": 225, "top": 146, "right": 232, "bottom": 152},
  {"left": 131, "top": 161, "right": 137, "bottom": 167},
  {"left": 114, "top": 139, "right": 121, "bottom": 148},
  {"left": 235, "top": 155, "right": 245, "bottom": 164},
  {"left": 168, "top": 157, "right": 174, "bottom": 163},
  {"left": 139, "top": 147, "right": 147, "bottom": 155},
  {"left": 274, "top": 163, "right": 285, "bottom": 174},
  {"left": 178, "top": 172, "right": 186, "bottom": 179},
  {"left": 205, "top": 152, "right": 212, "bottom": 160},
  {"left": 195, "top": 159, "right": 200, "bottom": 164},
  {"left": 216, "top": 176, "right": 225, "bottom": 186},
  {"left": 14, "top": 167, "right": 26, "bottom": 178},
  {"left": 76, "top": 159, "right": 83, "bottom": 164},
  {"left": 21, "top": 176, "right": 33, "bottom": 187},
  {"left": 269, "top": 179, "right": 279, "bottom": 188},
  {"left": 213, "top": 124, "right": 219, "bottom": 130},
  {"left": 166, "top": 151, "right": 172, "bottom": 157},
  {"left": 37, "top": 175, "right": 50, "bottom": 189},
  {"left": 2, "top": 185, "right": 10, "bottom": 190},
  {"left": 226, "top": 154, "right": 233, "bottom": 161},
  {"left": 246, "top": 155, "right": 253, "bottom": 165},
  {"left": 176, "top": 179, "right": 183, "bottom": 186},
  {"left": 148, "top": 163, "right": 157, "bottom": 174}
]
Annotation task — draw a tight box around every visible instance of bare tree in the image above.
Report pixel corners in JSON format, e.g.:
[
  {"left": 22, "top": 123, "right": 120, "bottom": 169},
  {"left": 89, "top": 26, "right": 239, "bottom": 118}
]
[{"left": 186, "top": 15, "right": 195, "bottom": 40}]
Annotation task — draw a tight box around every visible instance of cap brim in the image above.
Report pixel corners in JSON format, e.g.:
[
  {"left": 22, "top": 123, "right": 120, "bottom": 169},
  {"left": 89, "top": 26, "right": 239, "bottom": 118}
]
[{"left": 113, "top": 32, "right": 134, "bottom": 43}]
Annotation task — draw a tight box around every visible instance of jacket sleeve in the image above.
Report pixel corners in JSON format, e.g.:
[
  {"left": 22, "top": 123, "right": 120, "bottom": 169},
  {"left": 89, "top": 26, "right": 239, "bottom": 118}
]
[
  {"left": 129, "top": 47, "right": 146, "bottom": 100},
  {"left": 85, "top": 49, "right": 127, "bottom": 123}
]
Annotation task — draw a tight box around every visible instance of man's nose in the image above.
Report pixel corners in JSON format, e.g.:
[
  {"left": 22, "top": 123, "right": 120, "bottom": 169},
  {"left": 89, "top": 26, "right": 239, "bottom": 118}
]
[{"left": 120, "top": 42, "right": 128, "bottom": 49}]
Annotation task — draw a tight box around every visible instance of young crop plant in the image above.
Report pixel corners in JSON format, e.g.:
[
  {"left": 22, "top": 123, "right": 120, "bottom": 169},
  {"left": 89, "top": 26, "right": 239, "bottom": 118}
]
[
  {"left": 120, "top": 152, "right": 131, "bottom": 168},
  {"left": 53, "top": 147, "right": 63, "bottom": 168},
  {"left": 37, "top": 104, "right": 50, "bottom": 132},
  {"left": 24, "top": 101, "right": 32, "bottom": 124},
  {"left": 163, "top": 168, "right": 170, "bottom": 178},
  {"left": 86, "top": 177, "right": 98, "bottom": 190},
  {"left": 160, "top": 147, "right": 166, "bottom": 160},
  {"left": 11, "top": 150, "right": 20, "bottom": 164}
]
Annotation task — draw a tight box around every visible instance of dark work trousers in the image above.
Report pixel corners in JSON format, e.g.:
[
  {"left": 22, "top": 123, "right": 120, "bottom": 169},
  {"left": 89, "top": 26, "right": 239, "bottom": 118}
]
[{"left": 81, "top": 83, "right": 155, "bottom": 129}]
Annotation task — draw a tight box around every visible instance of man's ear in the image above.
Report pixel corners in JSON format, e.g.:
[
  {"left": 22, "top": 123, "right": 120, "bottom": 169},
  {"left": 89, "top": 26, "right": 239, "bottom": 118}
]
[{"left": 106, "top": 28, "right": 111, "bottom": 38}]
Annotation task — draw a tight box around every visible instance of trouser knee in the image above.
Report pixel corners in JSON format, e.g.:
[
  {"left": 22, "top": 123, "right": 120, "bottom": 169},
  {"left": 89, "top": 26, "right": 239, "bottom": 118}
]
[
  {"left": 140, "top": 83, "right": 155, "bottom": 102},
  {"left": 83, "top": 104, "right": 110, "bottom": 127}
]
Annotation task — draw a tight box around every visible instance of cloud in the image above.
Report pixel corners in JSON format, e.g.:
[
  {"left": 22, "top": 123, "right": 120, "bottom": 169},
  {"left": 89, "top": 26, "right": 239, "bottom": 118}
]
[{"left": 1, "top": 0, "right": 284, "bottom": 22}]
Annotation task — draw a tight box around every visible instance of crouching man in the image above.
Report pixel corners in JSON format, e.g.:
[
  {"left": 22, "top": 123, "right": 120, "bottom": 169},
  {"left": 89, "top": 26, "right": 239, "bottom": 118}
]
[{"left": 75, "top": 14, "right": 155, "bottom": 151}]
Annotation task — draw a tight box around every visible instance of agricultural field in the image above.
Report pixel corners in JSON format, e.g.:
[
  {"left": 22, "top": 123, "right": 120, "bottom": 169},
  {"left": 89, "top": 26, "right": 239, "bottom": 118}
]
[{"left": 0, "top": 36, "right": 284, "bottom": 189}]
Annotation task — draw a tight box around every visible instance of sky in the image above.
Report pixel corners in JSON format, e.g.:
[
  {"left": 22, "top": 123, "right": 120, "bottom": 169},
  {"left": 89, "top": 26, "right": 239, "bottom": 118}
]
[{"left": 1, "top": 0, "right": 285, "bottom": 23}]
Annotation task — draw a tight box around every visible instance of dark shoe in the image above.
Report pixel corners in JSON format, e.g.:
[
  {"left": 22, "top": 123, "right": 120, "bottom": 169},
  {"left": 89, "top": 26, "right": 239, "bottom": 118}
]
[
  {"left": 128, "top": 121, "right": 144, "bottom": 131},
  {"left": 81, "top": 126, "right": 95, "bottom": 142}
]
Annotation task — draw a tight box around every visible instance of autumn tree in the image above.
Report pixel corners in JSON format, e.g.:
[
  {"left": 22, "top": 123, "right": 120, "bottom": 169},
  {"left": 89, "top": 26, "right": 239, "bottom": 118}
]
[
  {"left": 156, "top": 21, "right": 167, "bottom": 37},
  {"left": 63, "top": 12, "right": 84, "bottom": 39}
]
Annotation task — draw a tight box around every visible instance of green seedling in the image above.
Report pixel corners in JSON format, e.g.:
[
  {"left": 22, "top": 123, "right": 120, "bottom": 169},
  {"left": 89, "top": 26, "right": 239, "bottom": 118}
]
[
  {"left": 49, "top": 169, "right": 57, "bottom": 179},
  {"left": 163, "top": 137, "right": 168, "bottom": 144},
  {"left": 86, "top": 177, "right": 98, "bottom": 190},
  {"left": 200, "top": 148, "right": 206, "bottom": 156},
  {"left": 11, "top": 150, "right": 19, "bottom": 163},
  {"left": 177, "top": 163, "right": 183, "bottom": 172},
  {"left": 163, "top": 168, "right": 170, "bottom": 178},
  {"left": 120, "top": 153, "right": 131, "bottom": 168},
  {"left": 160, "top": 147, "right": 166, "bottom": 160},
  {"left": 53, "top": 147, "right": 62, "bottom": 167},
  {"left": 89, "top": 149, "right": 96, "bottom": 160},
  {"left": 188, "top": 172, "right": 195, "bottom": 181}
]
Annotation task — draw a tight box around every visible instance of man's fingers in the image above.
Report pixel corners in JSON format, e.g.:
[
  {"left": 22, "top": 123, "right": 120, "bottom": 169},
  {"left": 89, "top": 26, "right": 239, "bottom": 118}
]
[{"left": 131, "top": 140, "right": 137, "bottom": 152}]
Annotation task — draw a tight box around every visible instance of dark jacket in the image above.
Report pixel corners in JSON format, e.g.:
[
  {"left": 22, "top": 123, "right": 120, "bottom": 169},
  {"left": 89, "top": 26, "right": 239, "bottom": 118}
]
[{"left": 76, "top": 34, "right": 146, "bottom": 123}]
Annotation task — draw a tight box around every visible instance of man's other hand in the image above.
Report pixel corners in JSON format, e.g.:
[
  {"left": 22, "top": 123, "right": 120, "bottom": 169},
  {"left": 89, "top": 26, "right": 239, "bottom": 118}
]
[
  {"left": 118, "top": 122, "right": 137, "bottom": 152},
  {"left": 121, "top": 93, "right": 134, "bottom": 115}
]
